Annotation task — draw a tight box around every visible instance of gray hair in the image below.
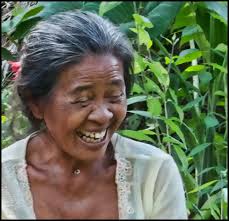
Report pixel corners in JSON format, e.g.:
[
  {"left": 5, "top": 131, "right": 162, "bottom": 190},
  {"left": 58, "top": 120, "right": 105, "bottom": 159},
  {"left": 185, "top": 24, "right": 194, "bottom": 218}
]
[{"left": 17, "top": 10, "right": 134, "bottom": 129}]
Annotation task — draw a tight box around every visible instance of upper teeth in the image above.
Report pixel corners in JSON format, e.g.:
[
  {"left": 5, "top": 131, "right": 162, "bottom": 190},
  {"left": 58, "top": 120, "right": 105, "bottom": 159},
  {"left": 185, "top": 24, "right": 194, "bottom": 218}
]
[{"left": 80, "top": 130, "right": 106, "bottom": 139}]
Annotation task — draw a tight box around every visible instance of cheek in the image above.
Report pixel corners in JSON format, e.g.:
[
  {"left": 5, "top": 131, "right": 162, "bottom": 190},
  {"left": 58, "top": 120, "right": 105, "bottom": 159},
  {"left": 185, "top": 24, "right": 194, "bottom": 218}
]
[
  {"left": 43, "top": 102, "right": 93, "bottom": 132},
  {"left": 112, "top": 103, "right": 127, "bottom": 124}
]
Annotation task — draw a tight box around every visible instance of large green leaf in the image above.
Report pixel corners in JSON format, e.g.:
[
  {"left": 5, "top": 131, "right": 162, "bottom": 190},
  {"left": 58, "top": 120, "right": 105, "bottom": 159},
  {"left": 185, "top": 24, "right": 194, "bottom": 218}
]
[
  {"left": 188, "top": 180, "right": 218, "bottom": 194},
  {"left": 147, "top": 96, "right": 162, "bottom": 117},
  {"left": 21, "top": 5, "right": 44, "bottom": 22},
  {"left": 119, "top": 129, "right": 154, "bottom": 142},
  {"left": 148, "top": 61, "right": 170, "bottom": 89},
  {"left": 127, "top": 95, "right": 147, "bottom": 105},
  {"left": 37, "top": 2, "right": 99, "bottom": 18},
  {"left": 99, "top": 2, "right": 184, "bottom": 38},
  {"left": 199, "top": 71, "right": 213, "bottom": 86},
  {"left": 147, "top": 2, "right": 185, "bottom": 38},
  {"left": 204, "top": 115, "right": 219, "bottom": 129},
  {"left": 127, "top": 110, "right": 152, "bottom": 119},
  {"left": 12, "top": 17, "right": 42, "bottom": 40},
  {"left": 102, "top": 2, "right": 134, "bottom": 24},
  {"left": 180, "top": 24, "right": 204, "bottom": 46},
  {"left": 162, "top": 135, "right": 186, "bottom": 149},
  {"left": 143, "top": 77, "right": 164, "bottom": 98},
  {"left": 1, "top": 47, "right": 16, "bottom": 61},
  {"left": 99, "top": 2, "right": 121, "bottom": 16},
  {"left": 133, "top": 14, "right": 153, "bottom": 29},
  {"left": 133, "top": 52, "right": 147, "bottom": 74},
  {"left": 199, "top": 2, "right": 228, "bottom": 24},
  {"left": 172, "top": 2, "right": 196, "bottom": 30},
  {"left": 2, "top": 5, "right": 44, "bottom": 34},
  {"left": 175, "top": 49, "right": 202, "bottom": 65},
  {"left": 163, "top": 118, "right": 185, "bottom": 143},
  {"left": 174, "top": 144, "right": 189, "bottom": 171},
  {"left": 188, "top": 143, "right": 211, "bottom": 157}
]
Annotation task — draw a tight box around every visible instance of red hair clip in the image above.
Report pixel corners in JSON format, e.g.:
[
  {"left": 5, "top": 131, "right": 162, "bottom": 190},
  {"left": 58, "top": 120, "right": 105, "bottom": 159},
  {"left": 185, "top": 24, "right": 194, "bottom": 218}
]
[{"left": 8, "top": 61, "right": 21, "bottom": 80}]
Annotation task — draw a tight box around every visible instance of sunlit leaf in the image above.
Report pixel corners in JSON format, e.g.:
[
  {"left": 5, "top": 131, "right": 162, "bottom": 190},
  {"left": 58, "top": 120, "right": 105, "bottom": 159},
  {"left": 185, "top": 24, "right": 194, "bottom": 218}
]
[
  {"left": 148, "top": 61, "right": 169, "bottom": 89},
  {"left": 119, "top": 129, "right": 154, "bottom": 142},
  {"left": 207, "top": 63, "right": 227, "bottom": 73},
  {"left": 214, "top": 43, "right": 227, "bottom": 53},
  {"left": 138, "top": 28, "right": 153, "bottom": 49},
  {"left": 133, "top": 14, "right": 154, "bottom": 28},
  {"left": 175, "top": 49, "right": 202, "bottom": 65},
  {"left": 99, "top": 2, "right": 122, "bottom": 16},
  {"left": 127, "top": 95, "right": 147, "bottom": 105},
  {"left": 214, "top": 91, "right": 226, "bottom": 97},
  {"left": 131, "top": 83, "right": 144, "bottom": 94},
  {"left": 201, "top": 1, "right": 227, "bottom": 23},
  {"left": 1, "top": 116, "right": 7, "bottom": 124},
  {"left": 184, "top": 65, "right": 205, "bottom": 72},
  {"left": 188, "top": 180, "right": 218, "bottom": 194},
  {"left": 133, "top": 52, "right": 147, "bottom": 74},
  {"left": 127, "top": 110, "right": 152, "bottom": 118},
  {"left": 147, "top": 96, "right": 162, "bottom": 116}
]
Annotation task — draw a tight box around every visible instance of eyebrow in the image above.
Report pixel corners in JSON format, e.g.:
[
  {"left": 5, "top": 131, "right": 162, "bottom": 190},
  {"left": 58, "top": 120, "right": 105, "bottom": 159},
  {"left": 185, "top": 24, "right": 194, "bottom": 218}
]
[{"left": 108, "top": 79, "right": 125, "bottom": 87}]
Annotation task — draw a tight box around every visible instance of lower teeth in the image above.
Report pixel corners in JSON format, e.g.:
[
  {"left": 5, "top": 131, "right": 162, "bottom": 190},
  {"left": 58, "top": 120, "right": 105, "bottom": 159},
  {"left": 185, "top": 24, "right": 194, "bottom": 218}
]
[{"left": 81, "top": 135, "right": 102, "bottom": 143}]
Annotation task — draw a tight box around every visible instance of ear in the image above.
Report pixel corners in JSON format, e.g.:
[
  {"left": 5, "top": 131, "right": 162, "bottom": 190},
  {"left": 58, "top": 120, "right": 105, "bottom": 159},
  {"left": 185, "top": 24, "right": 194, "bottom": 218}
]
[{"left": 28, "top": 100, "right": 44, "bottom": 120}]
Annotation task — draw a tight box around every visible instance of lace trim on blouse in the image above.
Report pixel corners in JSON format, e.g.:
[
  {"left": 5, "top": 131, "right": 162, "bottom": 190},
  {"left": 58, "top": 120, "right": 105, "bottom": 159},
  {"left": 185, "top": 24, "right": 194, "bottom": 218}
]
[
  {"left": 15, "top": 160, "right": 36, "bottom": 218},
  {"left": 3, "top": 153, "right": 134, "bottom": 219},
  {"left": 115, "top": 153, "right": 134, "bottom": 218}
]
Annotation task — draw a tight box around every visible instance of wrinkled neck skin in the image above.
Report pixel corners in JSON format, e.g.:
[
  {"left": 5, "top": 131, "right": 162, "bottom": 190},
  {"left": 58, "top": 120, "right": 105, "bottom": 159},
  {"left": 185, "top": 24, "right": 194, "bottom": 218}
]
[{"left": 26, "top": 129, "right": 115, "bottom": 179}]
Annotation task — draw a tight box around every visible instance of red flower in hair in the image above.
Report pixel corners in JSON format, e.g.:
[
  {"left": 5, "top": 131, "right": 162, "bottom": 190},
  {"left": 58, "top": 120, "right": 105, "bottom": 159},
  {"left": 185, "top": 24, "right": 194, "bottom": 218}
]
[{"left": 8, "top": 61, "right": 21, "bottom": 80}]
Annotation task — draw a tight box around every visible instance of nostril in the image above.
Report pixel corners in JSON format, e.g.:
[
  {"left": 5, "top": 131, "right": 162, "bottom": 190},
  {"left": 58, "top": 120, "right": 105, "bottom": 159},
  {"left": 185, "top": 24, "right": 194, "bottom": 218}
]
[{"left": 88, "top": 105, "right": 113, "bottom": 123}]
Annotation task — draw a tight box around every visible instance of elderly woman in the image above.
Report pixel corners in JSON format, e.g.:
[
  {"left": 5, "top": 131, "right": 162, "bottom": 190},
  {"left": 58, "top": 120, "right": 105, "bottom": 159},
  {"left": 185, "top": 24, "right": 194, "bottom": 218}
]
[{"left": 2, "top": 11, "right": 187, "bottom": 219}]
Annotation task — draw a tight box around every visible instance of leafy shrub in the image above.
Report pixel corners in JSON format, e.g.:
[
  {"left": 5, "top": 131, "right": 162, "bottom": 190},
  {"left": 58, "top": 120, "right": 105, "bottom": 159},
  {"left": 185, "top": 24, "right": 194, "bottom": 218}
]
[{"left": 1, "top": 1, "right": 228, "bottom": 219}]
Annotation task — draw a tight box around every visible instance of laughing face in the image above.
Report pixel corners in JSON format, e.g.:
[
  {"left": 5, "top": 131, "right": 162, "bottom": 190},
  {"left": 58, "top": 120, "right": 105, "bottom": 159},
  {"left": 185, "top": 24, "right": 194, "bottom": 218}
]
[{"left": 37, "top": 54, "right": 127, "bottom": 161}]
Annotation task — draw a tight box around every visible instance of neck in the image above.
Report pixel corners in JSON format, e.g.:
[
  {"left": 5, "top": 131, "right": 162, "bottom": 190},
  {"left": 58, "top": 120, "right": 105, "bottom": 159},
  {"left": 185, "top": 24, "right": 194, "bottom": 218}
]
[{"left": 26, "top": 130, "right": 115, "bottom": 177}]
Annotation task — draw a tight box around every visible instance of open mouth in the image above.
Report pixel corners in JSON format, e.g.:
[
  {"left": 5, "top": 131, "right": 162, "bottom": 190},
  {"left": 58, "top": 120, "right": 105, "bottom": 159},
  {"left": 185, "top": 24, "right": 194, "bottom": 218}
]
[{"left": 76, "top": 129, "right": 107, "bottom": 144}]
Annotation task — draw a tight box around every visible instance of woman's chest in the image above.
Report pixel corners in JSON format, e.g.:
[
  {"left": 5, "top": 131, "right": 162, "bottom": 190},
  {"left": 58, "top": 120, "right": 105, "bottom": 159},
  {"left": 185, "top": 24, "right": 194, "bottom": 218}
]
[{"left": 28, "top": 169, "right": 119, "bottom": 219}]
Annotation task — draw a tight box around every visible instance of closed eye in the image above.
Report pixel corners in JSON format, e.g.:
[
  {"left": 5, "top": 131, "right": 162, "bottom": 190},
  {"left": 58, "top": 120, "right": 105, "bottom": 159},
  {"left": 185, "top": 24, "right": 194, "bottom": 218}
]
[
  {"left": 70, "top": 97, "right": 91, "bottom": 107},
  {"left": 109, "top": 93, "right": 124, "bottom": 103}
]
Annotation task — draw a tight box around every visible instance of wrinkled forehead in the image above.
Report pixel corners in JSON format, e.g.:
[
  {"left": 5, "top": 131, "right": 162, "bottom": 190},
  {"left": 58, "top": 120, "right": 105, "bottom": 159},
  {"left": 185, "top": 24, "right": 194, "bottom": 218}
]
[{"left": 54, "top": 54, "right": 125, "bottom": 91}]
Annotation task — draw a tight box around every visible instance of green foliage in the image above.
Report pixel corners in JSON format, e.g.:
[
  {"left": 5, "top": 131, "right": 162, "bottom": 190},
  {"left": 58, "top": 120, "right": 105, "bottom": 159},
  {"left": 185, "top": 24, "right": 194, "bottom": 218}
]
[{"left": 1, "top": 1, "right": 228, "bottom": 219}]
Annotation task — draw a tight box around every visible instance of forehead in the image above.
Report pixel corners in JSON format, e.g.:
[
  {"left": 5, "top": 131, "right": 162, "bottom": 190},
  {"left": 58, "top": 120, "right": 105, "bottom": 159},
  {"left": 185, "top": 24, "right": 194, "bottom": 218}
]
[{"left": 59, "top": 54, "right": 124, "bottom": 84}]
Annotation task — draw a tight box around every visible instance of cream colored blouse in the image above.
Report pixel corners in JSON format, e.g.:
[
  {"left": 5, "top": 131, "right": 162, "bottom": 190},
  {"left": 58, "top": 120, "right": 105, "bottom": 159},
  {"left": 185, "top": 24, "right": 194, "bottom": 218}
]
[{"left": 2, "top": 132, "right": 187, "bottom": 219}]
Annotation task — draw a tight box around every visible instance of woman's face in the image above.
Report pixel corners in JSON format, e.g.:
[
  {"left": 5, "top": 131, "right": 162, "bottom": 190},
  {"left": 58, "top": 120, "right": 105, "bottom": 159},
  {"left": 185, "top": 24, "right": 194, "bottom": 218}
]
[{"left": 39, "top": 54, "right": 127, "bottom": 160}]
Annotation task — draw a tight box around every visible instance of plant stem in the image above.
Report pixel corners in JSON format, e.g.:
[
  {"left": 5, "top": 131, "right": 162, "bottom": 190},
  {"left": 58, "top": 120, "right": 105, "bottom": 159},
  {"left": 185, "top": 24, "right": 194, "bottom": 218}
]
[
  {"left": 133, "top": 1, "right": 137, "bottom": 14},
  {"left": 223, "top": 50, "right": 228, "bottom": 139},
  {"left": 189, "top": 40, "right": 200, "bottom": 117},
  {"left": 155, "top": 120, "right": 163, "bottom": 149},
  {"left": 164, "top": 99, "right": 171, "bottom": 154}
]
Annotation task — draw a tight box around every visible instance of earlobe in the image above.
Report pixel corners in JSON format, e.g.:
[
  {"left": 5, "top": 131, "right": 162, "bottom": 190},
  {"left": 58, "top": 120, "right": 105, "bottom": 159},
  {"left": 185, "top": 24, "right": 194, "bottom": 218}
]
[{"left": 28, "top": 100, "right": 44, "bottom": 120}]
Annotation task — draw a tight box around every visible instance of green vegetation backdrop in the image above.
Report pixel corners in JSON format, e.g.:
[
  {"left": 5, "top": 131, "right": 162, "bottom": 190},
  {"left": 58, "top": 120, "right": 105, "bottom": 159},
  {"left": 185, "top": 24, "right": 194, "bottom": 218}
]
[{"left": 1, "top": 1, "right": 228, "bottom": 219}]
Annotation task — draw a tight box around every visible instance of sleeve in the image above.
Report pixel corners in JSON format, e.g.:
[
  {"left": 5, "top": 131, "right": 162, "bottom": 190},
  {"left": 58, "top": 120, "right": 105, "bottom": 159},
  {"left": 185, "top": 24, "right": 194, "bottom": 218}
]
[{"left": 150, "top": 156, "right": 188, "bottom": 219}]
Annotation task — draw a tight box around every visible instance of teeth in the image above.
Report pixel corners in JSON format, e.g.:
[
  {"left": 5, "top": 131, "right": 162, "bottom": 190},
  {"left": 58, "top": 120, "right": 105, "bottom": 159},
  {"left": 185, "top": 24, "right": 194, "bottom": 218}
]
[
  {"left": 80, "top": 130, "right": 106, "bottom": 138},
  {"left": 78, "top": 129, "right": 106, "bottom": 143},
  {"left": 81, "top": 136, "right": 103, "bottom": 143}
]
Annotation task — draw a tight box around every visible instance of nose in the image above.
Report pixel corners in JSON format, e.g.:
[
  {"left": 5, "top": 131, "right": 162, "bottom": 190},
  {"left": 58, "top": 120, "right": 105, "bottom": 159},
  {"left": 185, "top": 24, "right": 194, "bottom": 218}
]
[{"left": 88, "top": 104, "right": 113, "bottom": 125}]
